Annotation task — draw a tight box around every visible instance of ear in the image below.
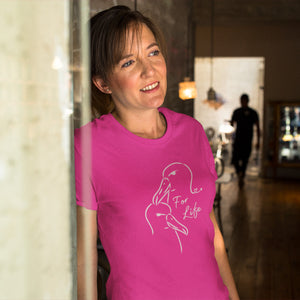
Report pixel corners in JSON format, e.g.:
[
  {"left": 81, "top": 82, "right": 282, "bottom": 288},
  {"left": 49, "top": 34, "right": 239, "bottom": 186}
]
[{"left": 92, "top": 77, "right": 112, "bottom": 94}]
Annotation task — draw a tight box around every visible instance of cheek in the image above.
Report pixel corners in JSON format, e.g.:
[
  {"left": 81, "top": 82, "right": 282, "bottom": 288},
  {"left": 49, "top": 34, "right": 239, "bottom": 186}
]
[
  {"left": 160, "top": 63, "right": 167, "bottom": 87},
  {"left": 162, "top": 65, "right": 167, "bottom": 79},
  {"left": 114, "top": 73, "right": 138, "bottom": 91},
  {"left": 160, "top": 60, "right": 167, "bottom": 80}
]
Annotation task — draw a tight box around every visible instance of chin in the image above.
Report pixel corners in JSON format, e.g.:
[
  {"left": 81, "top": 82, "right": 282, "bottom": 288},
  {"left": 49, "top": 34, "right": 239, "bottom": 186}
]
[{"left": 150, "top": 96, "right": 165, "bottom": 109}]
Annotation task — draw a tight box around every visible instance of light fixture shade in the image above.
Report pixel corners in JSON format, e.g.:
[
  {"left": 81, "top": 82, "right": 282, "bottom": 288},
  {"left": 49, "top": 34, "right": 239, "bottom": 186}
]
[
  {"left": 207, "top": 87, "right": 217, "bottom": 101},
  {"left": 179, "top": 79, "right": 197, "bottom": 100},
  {"left": 219, "top": 123, "right": 234, "bottom": 134},
  {"left": 282, "top": 134, "right": 293, "bottom": 142},
  {"left": 203, "top": 87, "right": 224, "bottom": 109}
]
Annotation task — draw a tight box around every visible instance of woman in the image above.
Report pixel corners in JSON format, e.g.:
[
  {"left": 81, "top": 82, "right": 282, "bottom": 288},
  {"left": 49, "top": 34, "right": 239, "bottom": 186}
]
[{"left": 75, "top": 5, "right": 239, "bottom": 300}]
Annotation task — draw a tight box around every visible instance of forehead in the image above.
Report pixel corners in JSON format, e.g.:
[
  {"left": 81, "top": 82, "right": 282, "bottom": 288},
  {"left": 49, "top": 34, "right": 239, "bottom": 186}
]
[{"left": 123, "top": 23, "right": 156, "bottom": 52}]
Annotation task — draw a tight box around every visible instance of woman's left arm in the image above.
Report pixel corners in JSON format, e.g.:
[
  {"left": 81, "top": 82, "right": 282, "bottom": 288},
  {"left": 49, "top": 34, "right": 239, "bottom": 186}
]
[{"left": 210, "top": 209, "right": 240, "bottom": 300}]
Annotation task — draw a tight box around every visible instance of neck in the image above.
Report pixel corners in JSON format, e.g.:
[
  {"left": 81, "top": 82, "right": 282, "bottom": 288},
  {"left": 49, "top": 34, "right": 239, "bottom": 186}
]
[{"left": 112, "top": 108, "right": 166, "bottom": 139}]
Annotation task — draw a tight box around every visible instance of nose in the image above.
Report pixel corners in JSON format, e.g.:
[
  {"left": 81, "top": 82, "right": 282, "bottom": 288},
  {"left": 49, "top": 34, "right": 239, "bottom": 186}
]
[{"left": 140, "top": 59, "right": 155, "bottom": 78}]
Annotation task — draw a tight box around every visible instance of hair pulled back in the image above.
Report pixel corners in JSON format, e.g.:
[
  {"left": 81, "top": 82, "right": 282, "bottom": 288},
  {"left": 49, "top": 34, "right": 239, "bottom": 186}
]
[{"left": 89, "top": 5, "right": 167, "bottom": 117}]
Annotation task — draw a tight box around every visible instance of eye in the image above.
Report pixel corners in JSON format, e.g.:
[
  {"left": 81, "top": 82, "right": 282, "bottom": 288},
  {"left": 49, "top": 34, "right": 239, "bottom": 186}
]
[
  {"left": 156, "top": 213, "right": 166, "bottom": 217},
  {"left": 121, "top": 60, "right": 134, "bottom": 68},
  {"left": 149, "top": 49, "right": 160, "bottom": 57}
]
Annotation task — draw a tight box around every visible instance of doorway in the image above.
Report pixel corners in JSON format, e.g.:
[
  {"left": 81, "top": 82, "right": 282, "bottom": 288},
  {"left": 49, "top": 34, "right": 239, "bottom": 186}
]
[{"left": 194, "top": 57, "right": 265, "bottom": 176}]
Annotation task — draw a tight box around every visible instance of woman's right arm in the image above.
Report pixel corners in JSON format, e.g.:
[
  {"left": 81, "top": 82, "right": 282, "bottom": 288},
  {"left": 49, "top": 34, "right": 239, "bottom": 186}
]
[{"left": 77, "top": 206, "right": 98, "bottom": 300}]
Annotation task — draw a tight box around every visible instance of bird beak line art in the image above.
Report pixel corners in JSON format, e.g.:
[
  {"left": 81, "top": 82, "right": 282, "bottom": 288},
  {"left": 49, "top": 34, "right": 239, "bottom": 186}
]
[
  {"left": 166, "top": 214, "right": 189, "bottom": 236},
  {"left": 153, "top": 177, "right": 171, "bottom": 205}
]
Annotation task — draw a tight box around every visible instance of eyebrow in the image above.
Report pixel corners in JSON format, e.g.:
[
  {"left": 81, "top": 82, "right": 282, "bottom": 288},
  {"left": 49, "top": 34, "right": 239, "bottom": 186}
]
[
  {"left": 146, "top": 42, "right": 159, "bottom": 50},
  {"left": 120, "top": 54, "right": 133, "bottom": 61},
  {"left": 119, "top": 42, "right": 159, "bottom": 61}
]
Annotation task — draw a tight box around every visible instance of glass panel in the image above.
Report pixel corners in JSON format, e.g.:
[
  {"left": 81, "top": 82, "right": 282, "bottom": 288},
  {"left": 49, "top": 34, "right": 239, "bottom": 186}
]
[
  {"left": 278, "top": 106, "right": 300, "bottom": 163},
  {"left": 0, "top": 0, "right": 73, "bottom": 298}
]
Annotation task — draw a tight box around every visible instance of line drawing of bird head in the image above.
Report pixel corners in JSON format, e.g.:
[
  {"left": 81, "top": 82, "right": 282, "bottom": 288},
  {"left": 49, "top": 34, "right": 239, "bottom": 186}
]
[{"left": 162, "top": 162, "right": 202, "bottom": 195}]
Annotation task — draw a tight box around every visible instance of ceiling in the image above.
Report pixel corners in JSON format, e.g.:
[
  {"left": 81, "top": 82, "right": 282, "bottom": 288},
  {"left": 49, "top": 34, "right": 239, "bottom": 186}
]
[{"left": 192, "top": 0, "right": 300, "bottom": 25}]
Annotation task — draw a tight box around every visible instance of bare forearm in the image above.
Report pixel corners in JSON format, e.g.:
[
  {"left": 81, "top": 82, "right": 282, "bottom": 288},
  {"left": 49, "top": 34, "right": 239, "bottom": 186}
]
[
  {"left": 77, "top": 206, "right": 98, "bottom": 300},
  {"left": 210, "top": 210, "right": 239, "bottom": 300},
  {"left": 77, "top": 260, "right": 98, "bottom": 300},
  {"left": 215, "top": 245, "right": 239, "bottom": 300}
]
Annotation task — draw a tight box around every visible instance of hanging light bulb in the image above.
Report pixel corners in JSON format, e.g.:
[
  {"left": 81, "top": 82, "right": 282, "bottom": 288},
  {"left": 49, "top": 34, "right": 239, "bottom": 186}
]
[
  {"left": 179, "top": 77, "right": 197, "bottom": 100},
  {"left": 178, "top": 2, "right": 197, "bottom": 101},
  {"left": 202, "top": 0, "right": 224, "bottom": 109},
  {"left": 208, "top": 0, "right": 216, "bottom": 102}
]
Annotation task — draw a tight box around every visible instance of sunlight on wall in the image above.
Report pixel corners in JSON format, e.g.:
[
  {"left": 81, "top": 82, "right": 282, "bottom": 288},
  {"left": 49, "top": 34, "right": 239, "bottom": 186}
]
[
  {"left": 0, "top": 1, "right": 72, "bottom": 299},
  {"left": 194, "top": 57, "right": 264, "bottom": 133}
]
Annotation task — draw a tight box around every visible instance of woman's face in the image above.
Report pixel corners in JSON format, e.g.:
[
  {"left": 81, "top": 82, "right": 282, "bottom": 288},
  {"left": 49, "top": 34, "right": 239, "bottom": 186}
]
[{"left": 107, "top": 24, "right": 167, "bottom": 114}]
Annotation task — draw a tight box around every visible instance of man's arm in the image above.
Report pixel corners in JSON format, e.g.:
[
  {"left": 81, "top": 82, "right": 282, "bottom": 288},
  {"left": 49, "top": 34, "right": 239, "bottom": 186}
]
[
  {"left": 230, "top": 110, "right": 237, "bottom": 128},
  {"left": 255, "top": 113, "right": 260, "bottom": 150},
  {"left": 230, "top": 114, "right": 235, "bottom": 127}
]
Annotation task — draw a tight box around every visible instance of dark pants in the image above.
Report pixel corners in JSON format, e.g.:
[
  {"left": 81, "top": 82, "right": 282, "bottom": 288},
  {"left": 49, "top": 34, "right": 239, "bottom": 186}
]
[{"left": 231, "top": 142, "right": 252, "bottom": 177}]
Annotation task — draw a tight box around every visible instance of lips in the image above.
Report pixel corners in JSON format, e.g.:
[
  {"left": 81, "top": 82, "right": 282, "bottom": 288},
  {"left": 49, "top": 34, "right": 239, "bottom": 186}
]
[{"left": 140, "top": 81, "right": 159, "bottom": 92}]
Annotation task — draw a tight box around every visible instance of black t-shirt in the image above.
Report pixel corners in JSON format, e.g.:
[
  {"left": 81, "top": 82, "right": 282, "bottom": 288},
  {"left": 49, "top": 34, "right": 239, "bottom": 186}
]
[{"left": 231, "top": 107, "right": 258, "bottom": 144}]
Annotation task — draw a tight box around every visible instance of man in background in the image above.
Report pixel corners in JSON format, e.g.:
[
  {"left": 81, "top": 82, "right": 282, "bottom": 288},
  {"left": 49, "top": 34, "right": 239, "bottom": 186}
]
[{"left": 231, "top": 94, "right": 260, "bottom": 187}]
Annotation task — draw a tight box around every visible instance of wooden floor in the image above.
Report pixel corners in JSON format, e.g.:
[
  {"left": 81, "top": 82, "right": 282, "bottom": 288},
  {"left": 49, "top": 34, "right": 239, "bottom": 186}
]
[{"left": 218, "top": 175, "right": 300, "bottom": 300}]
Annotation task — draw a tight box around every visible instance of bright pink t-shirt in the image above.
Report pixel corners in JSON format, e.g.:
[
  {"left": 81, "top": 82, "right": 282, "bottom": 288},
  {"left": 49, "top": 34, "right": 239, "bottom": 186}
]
[{"left": 74, "top": 107, "right": 229, "bottom": 300}]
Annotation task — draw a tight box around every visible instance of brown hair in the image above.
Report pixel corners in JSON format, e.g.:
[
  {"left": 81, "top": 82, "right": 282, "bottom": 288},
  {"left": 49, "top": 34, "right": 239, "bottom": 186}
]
[{"left": 89, "top": 5, "right": 167, "bottom": 117}]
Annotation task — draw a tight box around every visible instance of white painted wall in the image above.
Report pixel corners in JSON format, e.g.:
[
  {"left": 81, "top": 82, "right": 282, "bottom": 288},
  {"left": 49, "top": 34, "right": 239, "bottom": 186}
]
[
  {"left": 194, "top": 57, "right": 264, "bottom": 134},
  {"left": 0, "top": 1, "right": 73, "bottom": 299}
]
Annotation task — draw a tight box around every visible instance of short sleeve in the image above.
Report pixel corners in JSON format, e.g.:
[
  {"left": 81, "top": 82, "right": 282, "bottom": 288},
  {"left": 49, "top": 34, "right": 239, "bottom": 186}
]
[{"left": 74, "top": 128, "right": 97, "bottom": 210}]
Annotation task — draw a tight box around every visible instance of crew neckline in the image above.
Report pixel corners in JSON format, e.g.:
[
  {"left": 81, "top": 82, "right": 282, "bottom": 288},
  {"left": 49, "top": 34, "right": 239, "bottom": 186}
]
[{"left": 107, "top": 107, "right": 172, "bottom": 145}]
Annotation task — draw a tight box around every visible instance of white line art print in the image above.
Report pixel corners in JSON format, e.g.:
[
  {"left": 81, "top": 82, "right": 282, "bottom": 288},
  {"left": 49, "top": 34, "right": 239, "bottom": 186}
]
[{"left": 145, "top": 162, "right": 203, "bottom": 253}]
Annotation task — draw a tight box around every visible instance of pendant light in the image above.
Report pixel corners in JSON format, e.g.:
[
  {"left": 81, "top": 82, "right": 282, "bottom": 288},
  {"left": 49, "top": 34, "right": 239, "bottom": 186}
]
[
  {"left": 208, "top": 0, "right": 216, "bottom": 101},
  {"left": 179, "top": 77, "right": 197, "bottom": 100},
  {"left": 203, "top": 0, "right": 223, "bottom": 109},
  {"left": 179, "top": 0, "right": 197, "bottom": 100}
]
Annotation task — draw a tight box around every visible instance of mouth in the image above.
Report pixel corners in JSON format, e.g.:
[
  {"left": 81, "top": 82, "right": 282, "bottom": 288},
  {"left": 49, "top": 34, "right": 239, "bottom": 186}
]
[{"left": 140, "top": 81, "right": 159, "bottom": 92}]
